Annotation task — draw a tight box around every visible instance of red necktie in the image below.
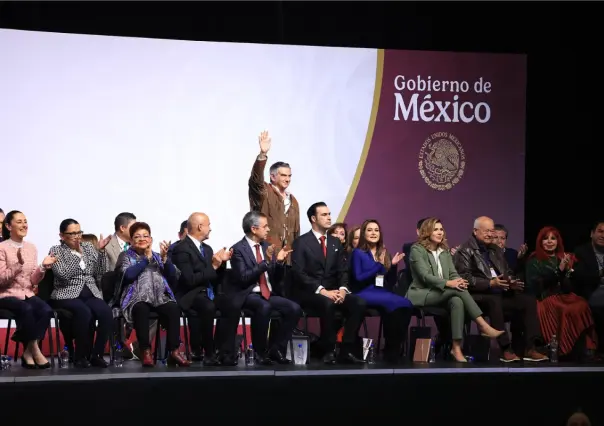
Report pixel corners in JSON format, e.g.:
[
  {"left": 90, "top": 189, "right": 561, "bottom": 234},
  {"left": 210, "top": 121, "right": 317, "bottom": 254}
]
[
  {"left": 319, "top": 235, "right": 327, "bottom": 257},
  {"left": 255, "top": 244, "right": 271, "bottom": 299}
]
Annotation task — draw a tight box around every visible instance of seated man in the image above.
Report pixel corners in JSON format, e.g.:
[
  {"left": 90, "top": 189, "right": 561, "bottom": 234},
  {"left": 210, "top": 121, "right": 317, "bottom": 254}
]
[
  {"left": 171, "top": 212, "right": 235, "bottom": 366},
  {"left": 454, "top": 216, "right": 547, "bottom": 362},
  {"left": 291, "top": 202, "right": 366, "bottom": 364},
  {"left": 223, "top": 211, "right": 302, "bottom": 365}
]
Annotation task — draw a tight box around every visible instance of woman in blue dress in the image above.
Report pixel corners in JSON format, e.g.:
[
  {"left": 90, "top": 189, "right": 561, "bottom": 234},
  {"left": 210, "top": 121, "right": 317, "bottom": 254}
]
[{"left": 349, "top": 219, "right": 412, "bottom": 363}]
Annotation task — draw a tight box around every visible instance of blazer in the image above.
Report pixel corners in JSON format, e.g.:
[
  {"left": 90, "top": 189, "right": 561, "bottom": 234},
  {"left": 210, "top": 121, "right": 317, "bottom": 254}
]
[
  {"left": 0, "top": 240, "right": 45, "bottom": 299},
  {"left": 225, "top": 237, "right": 285, "bottom": 310},
  {"left": 573, "top": 243, "right": 601, "bottom": 300},
  {"left": 49, "top": 241, "right": 106, "bottom": 300},
  {"left": 291, "top": 231, "right": 348, "bottom": 295},
  {"left": 105, "top": 234, "right": 123, "bottom": 272},
  {"left": 349, "top": 248, "right": 397, "bottom": 293},
  {"left": 171, "top": 236, "right": 225, "bottom": 310},
  {"left": 407, "top": 243, "right": 460, "bottom": 306}
]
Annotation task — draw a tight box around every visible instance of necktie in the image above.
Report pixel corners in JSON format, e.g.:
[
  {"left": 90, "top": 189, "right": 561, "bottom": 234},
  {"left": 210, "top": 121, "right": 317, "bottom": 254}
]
[
  {"left": 319, "top": 236, "right": 327, "bottom": 257},
  {"left": 255, "top": 244, "right": 271, "bottom": 299},
  {"left": 123, "top": 243, "right": 130, "bottom": 252},
  {"left": 200, "top": 244, "right": 215, "bottom": 300}
]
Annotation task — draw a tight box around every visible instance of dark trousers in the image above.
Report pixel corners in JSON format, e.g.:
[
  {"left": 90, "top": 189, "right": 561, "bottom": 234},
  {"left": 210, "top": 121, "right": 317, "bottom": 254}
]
[
  {"left": 188, "top": 293, "right": 218, "bottom": 355},
  {"left": 242, "top": 293, "right": 301, "bottom": 355},
  {"left": 51, "top": 286, "right": 113, "bottom": 360},
  {"left": 382, "top": 307, "right": 413, "bottom": 357},
  {"left": 0, "top": 296, "right": 53, "bottom": 343},
  {"left": 472, "top": 291, "right": 541, "bottom": 351},
  {"left": 131, "top": 301, "right": 181, "bottom": 352},
  {"left": 297, "top": 292, "right": 366, "bottom": 351}
]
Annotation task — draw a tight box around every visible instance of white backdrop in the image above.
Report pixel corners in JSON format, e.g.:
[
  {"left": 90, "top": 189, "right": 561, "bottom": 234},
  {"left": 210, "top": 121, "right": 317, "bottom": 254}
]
[{"left": 0, "top": 29, "right": 377, "bottom": 254}]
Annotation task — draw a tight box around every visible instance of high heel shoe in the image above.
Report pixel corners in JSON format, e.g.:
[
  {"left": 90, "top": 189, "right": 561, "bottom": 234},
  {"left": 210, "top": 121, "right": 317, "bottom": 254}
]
[
  {"left": 449, "top": 351, "right": 468, "bottom": 363},
  {"left": 34, "top": 360, "right": 51, "bottom": 369},
  {"left": 20, "top": 356, "right": 37, "bottom": 369},
  {"left": 479, "top": 326, "right": 505, "bottom": 339}
]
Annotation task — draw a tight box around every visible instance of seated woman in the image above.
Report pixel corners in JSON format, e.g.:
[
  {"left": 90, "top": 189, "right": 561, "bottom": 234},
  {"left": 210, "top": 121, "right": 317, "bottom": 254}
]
[
  {"left": 344, "top": 225, "right": 361, "bottom": 266},
  {"left": 116, "top": 222, "right": 190, "bottom": 367},
  {"left": 49, "top": 219, "right": 113, "bottom": 368},
  {"left": 407, "top": 217, "right": 504, "bottom": 362},
  {"left": 525, "top": 226, "right": 597, "bottom": 359},
  {"left": 349, "top": 219, "right": 411, "bottom": 363},
  {"left": 0, "top": 210, "right": 55, "bottom": 368}
]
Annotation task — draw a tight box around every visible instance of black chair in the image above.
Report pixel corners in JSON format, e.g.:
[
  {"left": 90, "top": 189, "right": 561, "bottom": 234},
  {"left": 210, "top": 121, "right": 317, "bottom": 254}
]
[
  {"left": 0, "top": 307, "right": 55, "bottom": 366},
  {"left": 240, "top": 308, "right": 295, "bottom": 359}
]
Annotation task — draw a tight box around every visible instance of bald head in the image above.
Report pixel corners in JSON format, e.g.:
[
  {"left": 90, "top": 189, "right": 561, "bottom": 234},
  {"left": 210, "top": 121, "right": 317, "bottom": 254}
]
[
  {"left": 473, "top": 216, "right": 495, "bottom": 244},
  {"left": 567, "top": 412, "right": 591, "bottom": 426},
  {"left": 187, "top": 212, "right": 211, "bottom": 241}
]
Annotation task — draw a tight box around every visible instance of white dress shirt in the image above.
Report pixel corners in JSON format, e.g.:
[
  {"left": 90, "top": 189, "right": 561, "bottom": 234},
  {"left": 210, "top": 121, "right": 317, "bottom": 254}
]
[
  {"left": 311, "top": 230, "right": 349, "bottom": 295},
  {"left": 116, "top": 234, "right": 129, "bottom": 252},
  {"left": 430, "top": 248, "right": 444, "bottom": 279},
  {"left": 246, "top": 237, "right": 272, "bottom": 293},
  {"left": 187, "top": 234, "right": 203, "bottom": 253}
]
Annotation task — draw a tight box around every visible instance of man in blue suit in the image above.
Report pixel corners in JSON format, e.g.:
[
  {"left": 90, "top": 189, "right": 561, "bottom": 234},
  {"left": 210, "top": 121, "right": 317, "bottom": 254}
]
[{"left": 223, "top": 211, "right": 302, "bottom": 365}]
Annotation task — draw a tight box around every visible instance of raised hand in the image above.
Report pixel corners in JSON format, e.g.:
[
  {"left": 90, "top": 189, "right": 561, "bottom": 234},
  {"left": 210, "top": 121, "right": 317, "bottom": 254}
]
[
  {"left": 160, "top": 240, "right": 171, "bottom": 261},
  {"left": 98, "top": 234, "right": 112, "bottom": 250},
  {"left": 42, "top": 255, "right": 57, "bottom": 269},
  {"left": 220, "top": 248, "right": 233, "bottom": 262},
  {"left": 258, "top": 130, "right": 271, "bottom": 154},
  {"left": 518, "top": 243, "right": 528, "bottom": 258},
  {"left": 277, "top": 248, "right": 293, "bottom": 263},
  {"left": 17, "top": 248, "right": 24, "bottom": 265},
  {"left": 391, "top": 252, "right": 405, "bottom": 265}
]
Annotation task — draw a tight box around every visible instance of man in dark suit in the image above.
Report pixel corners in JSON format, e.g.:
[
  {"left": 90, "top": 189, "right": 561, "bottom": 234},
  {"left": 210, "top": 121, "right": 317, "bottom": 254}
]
[
  {"left": 574, "top": 220, "right": 604, "bottom": 354},
  {"left": 167, "top": 219, "right": 188, "bottom": 262},
  {"left": 223, "top": 211, "right": 302, "bottom": 365},
  {"left": 171, "top": 212, "right": 235, "bottom": 366},
  {"left": 291, "top": 202, "right": 366, "bottom": 364}
]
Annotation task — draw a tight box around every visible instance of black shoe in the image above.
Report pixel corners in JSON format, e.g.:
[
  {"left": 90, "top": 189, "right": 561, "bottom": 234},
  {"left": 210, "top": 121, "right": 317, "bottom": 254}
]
[
  {"left": 74, "top": 358, "right": 91, "bottom": 368},
  {"left": 34, "top": 359, "right": 51, "bottom": 369},
  {"left": 269, "top": 349, "right": 291, "bottom": 365},
  {"left": 203, "top": 354, "right": 221, "bottom": 366},
  {"left": 190, "top": 351, "right": 204, "bottom": 362},
  {"left": 337, "top": 352, "right": 366, "bottom": 364},
  {"left": 217, "top": 353, "right": 238, "bottom": 367},
  {"left": 255, "top": 353, "right": 275, "bottom": 366},
  {"left": 20, "top": 356, "right": 37, "bottom": 369},
  {"left": 90, "top": 355, "right": 109, "bottom": 368},
  {"left": 323, "top": 351, "right": 337, "bottom": 365}
]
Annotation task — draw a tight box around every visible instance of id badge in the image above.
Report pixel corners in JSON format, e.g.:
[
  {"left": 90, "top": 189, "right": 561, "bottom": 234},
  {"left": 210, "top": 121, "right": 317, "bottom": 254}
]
[
  {"left": 375, "top": 275, "right": 384, "bottom": 287},
  {"left": 490, "top": 268, "right": 497, "bottom": 278}
]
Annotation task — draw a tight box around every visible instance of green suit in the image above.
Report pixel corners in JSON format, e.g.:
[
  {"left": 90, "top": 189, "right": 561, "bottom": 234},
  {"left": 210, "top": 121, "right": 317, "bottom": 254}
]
[{"left": 407, "top": 243, "right": 482, "bottom": 340}]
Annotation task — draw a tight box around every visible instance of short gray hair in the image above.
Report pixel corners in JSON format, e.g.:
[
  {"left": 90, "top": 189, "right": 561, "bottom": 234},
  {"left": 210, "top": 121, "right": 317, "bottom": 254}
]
[
  {"left": 270, "top": 161, "right": 291, "bottom": 176},
  {"left": 242, "top": 211, "right": 266, "bottom": 234}
]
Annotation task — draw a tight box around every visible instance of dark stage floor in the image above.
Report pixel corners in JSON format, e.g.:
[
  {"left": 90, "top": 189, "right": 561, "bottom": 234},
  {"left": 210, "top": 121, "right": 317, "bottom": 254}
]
[{"left": 1, "top": 359, "right": 601, "bottom": 426}]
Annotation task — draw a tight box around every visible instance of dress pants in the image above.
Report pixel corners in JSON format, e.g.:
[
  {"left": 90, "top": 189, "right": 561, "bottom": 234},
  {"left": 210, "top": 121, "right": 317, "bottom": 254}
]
[
  {"left": 188, "top": 293, "right": 218, "bottom": 355},
  {"left": 297, "top": 292, "right": 366, "bottom": 352},
  {"left": 51, "top": 286, "right": 113, "bottom": 361},
  {"left": 241, "top": 293, "right": 302, "bottom": 355},
  {"left": 0, "top": 296, "right": 53, "bottom": 342},
  {"left": 472, "top": 291, "right": 541, "bottom": 351},
  {"left": 131, "top": 301, "right": 181, "bottom": 351},
  {"left": 424, "top": 289, "right": 483, "bottom": 341}
]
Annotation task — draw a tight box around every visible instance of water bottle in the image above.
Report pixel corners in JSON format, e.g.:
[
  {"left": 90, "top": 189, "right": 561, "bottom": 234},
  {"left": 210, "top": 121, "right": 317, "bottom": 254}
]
[
  {"left": 295, "top": 343, "right": 305, "bottom": 365},
  {"left": 59, "top": 346, "right": 70, "bottom": 368},
  {"left": 549, "top": 334, "right": 559, "bottom": 363},
  {"left": 0, "top": 355, "right": 11, "bottom": 370},
  {"left": 367, "top": 344, "right": 376, "bottom": 364},
  {"left": 114, "top": 343, "right": 124, "bottom": 367},
  {"left": 429, "top": 338, "right": 436, "bottom": 363},
  {"left": 246, "top": 344, "right": 255, "bottom": 366}
]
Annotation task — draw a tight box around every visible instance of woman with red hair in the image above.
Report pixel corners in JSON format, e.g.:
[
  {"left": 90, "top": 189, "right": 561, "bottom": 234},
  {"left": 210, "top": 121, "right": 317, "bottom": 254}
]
[{"left": 525, "top": 226, "right": 596, "bottom": 358}]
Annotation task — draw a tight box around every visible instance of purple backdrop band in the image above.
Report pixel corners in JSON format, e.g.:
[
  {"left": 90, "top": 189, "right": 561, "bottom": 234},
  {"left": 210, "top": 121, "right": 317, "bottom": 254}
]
[{"left": 343, "top": 49, "right": 526, "bottom": 251}]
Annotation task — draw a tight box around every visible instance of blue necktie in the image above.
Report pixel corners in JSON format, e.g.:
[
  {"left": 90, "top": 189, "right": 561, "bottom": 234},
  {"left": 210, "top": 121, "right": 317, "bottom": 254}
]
[{"left": 200, "top": 245, "right": 215, "bottom": 300}]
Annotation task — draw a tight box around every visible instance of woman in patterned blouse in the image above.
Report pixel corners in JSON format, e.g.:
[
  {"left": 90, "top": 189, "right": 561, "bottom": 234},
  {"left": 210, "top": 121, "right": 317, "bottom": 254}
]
[
  {"left": 116, "top": 222, "right": 190, "bottom": 367},
  {"left": 0, "top": 210, "right": 55, "bottom": 368},
  {"left": 49, "top": 219, "right": 114, "bottom": 368}
]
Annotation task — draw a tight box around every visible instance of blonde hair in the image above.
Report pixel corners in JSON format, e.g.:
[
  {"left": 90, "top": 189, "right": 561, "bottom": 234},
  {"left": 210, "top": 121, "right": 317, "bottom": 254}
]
[{"left": 417, "top": 217, "right": 449, "bottom": 251}]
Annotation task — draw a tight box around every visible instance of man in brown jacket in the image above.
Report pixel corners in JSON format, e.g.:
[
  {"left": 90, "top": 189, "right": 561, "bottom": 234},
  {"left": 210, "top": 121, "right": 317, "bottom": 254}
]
[{"left": 248, "top": 130, "right": 300, "bottom": 251}]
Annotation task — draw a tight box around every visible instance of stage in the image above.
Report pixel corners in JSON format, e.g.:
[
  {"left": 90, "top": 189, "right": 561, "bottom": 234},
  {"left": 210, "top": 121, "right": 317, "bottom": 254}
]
[{"left": 1, "top": 360, "right": 601, "bottom": 426}]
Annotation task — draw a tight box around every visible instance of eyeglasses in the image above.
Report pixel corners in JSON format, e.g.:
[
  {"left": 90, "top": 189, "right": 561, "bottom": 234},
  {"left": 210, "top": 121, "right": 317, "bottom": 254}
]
[
  {"left": 132, "top": 235, "right": 151, "bottom": 241},
  {"left": 63, "top": 231, "right": 83, "bottom": 237}
]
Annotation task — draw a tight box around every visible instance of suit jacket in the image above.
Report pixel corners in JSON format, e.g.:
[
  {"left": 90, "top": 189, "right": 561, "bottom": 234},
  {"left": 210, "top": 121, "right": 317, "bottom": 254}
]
[
  {"left": 291, "top": 231, "right": 348, "bottom": 295},
  {"left": 225, "top": 237, "right": 285, "bottom": 310},
  {"left": 0, "top": 240, "right": 45, "bottom": 299},
  {"left": 171, "top": 236, "right": 224, "bottom": 310},
  {"left": 407, "top": 243, "right": 460, "bottom": 306},
  {"left": 454, "top": 235, "right": 512, "bottom": 293},
  {"left": 49, "top": 242, "right": 106, "bottom": 300},
  {"left": 573, "top": 243, "right": 601, "bottom": 299},
  {"left": 105, "top": 234, "right": 122, "bottom": 272}
]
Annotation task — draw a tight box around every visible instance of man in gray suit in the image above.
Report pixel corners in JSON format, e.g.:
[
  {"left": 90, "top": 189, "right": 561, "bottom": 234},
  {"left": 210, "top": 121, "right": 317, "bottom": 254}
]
[{"left": 105, "top": 212, "right": 137, "bottom": 272}]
